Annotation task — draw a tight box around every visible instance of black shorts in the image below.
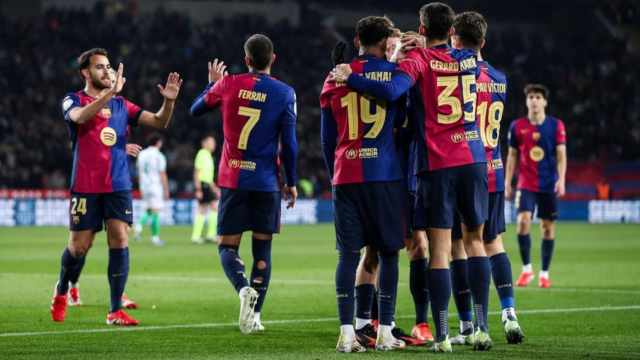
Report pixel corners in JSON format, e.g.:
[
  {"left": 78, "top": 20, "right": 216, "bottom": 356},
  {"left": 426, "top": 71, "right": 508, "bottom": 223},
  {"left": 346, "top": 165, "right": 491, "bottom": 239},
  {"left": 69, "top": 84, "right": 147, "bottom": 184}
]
[
  {"left": 516, "top": 189, "right": 558, "bottom": 220},
  {"left": 199, "top": 182, "right": 219, "bottom": 204},
  {"left": 452, "top": 191, "right": 506, "bottom": 241},
  {"left": 69, "top": 191, "right": 133, "bottom": 233},
  {"left": 332, "top": 181, "right": 406, "bottom": 253},
  {"left": 413, "top": 190, "right": 427, "bottom": 230},
  {"left": 417, "top": 163, "right": 489, "bottom": 229},
  {"left": 403, "top": 191, "right": 414, "bottom": 239},
  {"left": 218, "top": 187, "right": 281, "bottom": 235}
]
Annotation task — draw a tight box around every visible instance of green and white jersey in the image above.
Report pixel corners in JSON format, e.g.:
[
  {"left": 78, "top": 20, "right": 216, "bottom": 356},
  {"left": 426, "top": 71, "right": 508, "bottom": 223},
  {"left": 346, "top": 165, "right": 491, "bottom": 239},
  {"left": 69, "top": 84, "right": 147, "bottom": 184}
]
[{"left": 137, "top": 146, "right": 166, "bottom": 188}]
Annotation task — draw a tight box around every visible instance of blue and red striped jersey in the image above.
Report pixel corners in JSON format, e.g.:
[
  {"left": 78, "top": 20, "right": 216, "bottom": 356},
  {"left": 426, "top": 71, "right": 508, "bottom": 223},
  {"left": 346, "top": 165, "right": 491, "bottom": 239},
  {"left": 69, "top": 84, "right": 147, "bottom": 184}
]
[
  {"left": 394, "top": 45, "right": 486, "bottom": 172},
  {"left": 476, "top": 61, "right": 507, "bottom": 193},
  {"left": 62, "top": 91, "right": 142, "bottom": 193},
  {"left": 320, "top": 54, "right": 404, "bottom": 185},
  {"left": 508, "top": 115, "right": 566, "bottom": 193},
  {"left": 203, "top": 72, "right": 297, "bottom": 192}
]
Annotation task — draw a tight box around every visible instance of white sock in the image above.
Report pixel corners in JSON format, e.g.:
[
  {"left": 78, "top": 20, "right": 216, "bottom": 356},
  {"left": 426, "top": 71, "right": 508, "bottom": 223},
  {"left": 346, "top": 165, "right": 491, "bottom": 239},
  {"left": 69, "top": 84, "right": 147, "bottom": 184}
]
[
  {"left": 523, "top": 263, "right": 532, "bottom": 273},
  {"left": 391, "top": 320, "right": 396, "bottom": 328},
  {"left": 340, "top": 324, "right": 355, "bottom": 336},
  {"left": 502, "top": 307, "right": 516, "bottom": 322},
  {"left": 355, "top": 318, "right": 370, "bottom": 330},
  {"left": 539, "top": 270, "right": 549, "bottom": 279},
  {"left": 460, "top": 320, "right": 473, "bottom": 333},
  {"left": 151, "top": 235, "right": 160, "bottom": 242},
  {"left": 238, "top": 286, "right": 250, "bottom": 301},
  {"left": 378, "top": 324, "right": 393, "bottom": 338},
  {"left": 255, "top": 312, "right": 261, "bottom": 323}
]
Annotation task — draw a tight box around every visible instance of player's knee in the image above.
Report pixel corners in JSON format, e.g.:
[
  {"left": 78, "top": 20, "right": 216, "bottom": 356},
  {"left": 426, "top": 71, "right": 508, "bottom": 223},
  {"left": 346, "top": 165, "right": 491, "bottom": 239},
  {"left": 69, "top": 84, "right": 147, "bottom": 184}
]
[
  {"left": 408, "top": 241, "right": 428, "bottom": 261},
  {"left": 362, "top": 252, "right": 379, "bottom": 274},
  {"left": 450, "top": 239, "right": 466, "bottom": 260},
  {"left": 541, "top": 222, "right": 554, "bottom": 239},
  {"left": 517, "top": 219, "right": 530, "bottom": 234}
]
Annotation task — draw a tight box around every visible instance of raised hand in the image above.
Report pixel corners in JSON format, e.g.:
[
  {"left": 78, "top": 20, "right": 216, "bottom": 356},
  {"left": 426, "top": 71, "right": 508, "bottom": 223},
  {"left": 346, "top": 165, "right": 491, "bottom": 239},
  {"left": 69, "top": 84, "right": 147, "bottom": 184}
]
[
  {"left": 326, "top": 64, "right": 352, "bottom": 84},
  {"left": 400, "top": 34, "right": 425, "bottom": 52},
  {"left": 332, "top": 41, "right": 347, "bottom": 68},
  {"left": 110, "top": 63, "right": 126, "bottom": 94},
  {"left": 157, "top": 72, "right": 183, "bottom": 100},
  {"left": 208, "top": 59, "right": 228, "bottom": 83}
]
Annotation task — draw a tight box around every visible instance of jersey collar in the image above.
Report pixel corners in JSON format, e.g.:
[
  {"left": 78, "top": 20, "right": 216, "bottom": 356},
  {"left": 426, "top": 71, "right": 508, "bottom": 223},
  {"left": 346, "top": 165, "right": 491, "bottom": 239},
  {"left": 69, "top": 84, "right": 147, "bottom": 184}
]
[
  {"left": 429, "top": 43, "right": 450, "bottom": 50},
  {"left": 354, "top": 54, "right": 379, "bottom": 60},
  {"left": 527, "top": 115, "right": 548, "bottom": 126},
  {"left": 248, "top": 71, "right": 271, "bottom": 78}
]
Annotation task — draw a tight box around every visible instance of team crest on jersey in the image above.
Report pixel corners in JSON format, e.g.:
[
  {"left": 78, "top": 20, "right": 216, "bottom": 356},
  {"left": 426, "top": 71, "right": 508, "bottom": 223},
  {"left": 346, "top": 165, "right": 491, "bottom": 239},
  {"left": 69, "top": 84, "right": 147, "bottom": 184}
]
[
  {"left": 530, "top": 146, "right": 545, "bottom": 162},
  {"left": 345, "top": 149, "right": 357, "bottom": 160},
  {"left": 100, "top": 127, "right": 117, "bottom": 146},
  {"left": 73, "top": 216, "right": 80, "bottom": 225},
  {"left": 532, "top": 132, "right": 541, "bottom": 141},
  {"left": 101, "top": 108, "right": 112, "bottom": 118}
]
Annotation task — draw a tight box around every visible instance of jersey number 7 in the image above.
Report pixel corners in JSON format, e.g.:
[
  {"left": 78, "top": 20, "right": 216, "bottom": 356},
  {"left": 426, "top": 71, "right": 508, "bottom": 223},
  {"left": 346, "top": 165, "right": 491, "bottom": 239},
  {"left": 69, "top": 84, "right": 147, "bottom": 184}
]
[
  {"left": 238, "top": 106, "right": 261, "bottom": 150},
  {"left": 340, "top": 92, "right": 386, "bottom": 140}
]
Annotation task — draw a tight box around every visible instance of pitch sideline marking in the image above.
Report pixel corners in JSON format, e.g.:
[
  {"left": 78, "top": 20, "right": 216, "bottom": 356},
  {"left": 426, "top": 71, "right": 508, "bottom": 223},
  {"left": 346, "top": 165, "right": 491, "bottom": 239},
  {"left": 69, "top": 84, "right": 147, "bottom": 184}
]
[
  {"left": 2, "top": 273, "right": 640, "bottom": 295},
  {"left": 1, "top": 305, "right": 639, "bottom": 338}
]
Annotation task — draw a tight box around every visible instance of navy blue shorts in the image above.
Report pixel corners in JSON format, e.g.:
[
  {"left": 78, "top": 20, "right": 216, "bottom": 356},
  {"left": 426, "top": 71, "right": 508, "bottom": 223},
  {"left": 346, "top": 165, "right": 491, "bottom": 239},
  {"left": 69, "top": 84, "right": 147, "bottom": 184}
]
[
  {"left": 333, "top": 181, "right": 406, "bottom": 252},
  {"left": 69, "top": 191, "right": 133, "bottom": 233},
  {"left": 404, "top": 191, "right": 414, "bottom": 239},
  {"left": 515, "top": 189, "right": 558, "bottom": 220},
  {"left": 452, "top": 191, "right": 506, "bottom": 241},
  {"left": 218, "top": 187, "right": 281, "bottom": 235},
  {"left": 417, "top": 163, "right": 488, "bottom": 229},
  {"left": 413, "top": 191, "right": 427, "bottom": 230}
]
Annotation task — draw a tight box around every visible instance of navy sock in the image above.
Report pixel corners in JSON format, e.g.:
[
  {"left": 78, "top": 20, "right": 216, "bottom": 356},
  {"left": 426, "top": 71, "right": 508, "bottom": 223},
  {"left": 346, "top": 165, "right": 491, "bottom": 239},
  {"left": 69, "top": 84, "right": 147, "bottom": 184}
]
[
  {"left": 371, "top": 291, "right": 379, "bottom": 321},
  {"left": 250, "top": 237, "right": 272, "bottom": 313},
  {"left": 69, "top": 255, "right": 87, "bottom": 285},
  {"left": 490, "top": 253, "right": 515, "bottom": 309},
  {"left": 450, "top": 259, "right": 472, "bottom": 323},
  {"left": 541, "top": 239, "right": 555, "bottom": 271},
  {"left": 468, "top": 256, "right": 491, "bottom": 330},
  {"left": 57, "top": 248, "right": 83, "bottom": 296},
  {"left": 355, "top": 284, "right": 375, "bottom": 321},
  {"left": 427, "top": 268, "right": 451, "bottom": 339},
  {"left": 409, "top": 258, "right": 429, "bottom": 324},
  {"left": 107, "top": 248, "right": 128, "bottom": 313},
  {"left": 377, "top": 251, "right": 399, "bottom": 326},
  {"left": 219, "top": 244, "right": 249, "bottom": 293},
  {"left": 336, "top": 251, "right": 360, "bottom": 325},
  {"left": 517, "top": 234, "right": 531, "bottom": 265}
]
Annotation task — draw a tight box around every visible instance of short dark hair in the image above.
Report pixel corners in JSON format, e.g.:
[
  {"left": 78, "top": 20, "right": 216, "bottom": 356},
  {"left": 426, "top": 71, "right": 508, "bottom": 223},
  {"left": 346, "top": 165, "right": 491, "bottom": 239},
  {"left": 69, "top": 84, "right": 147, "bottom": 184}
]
[
  {"left": 524, "top": 84, "right": 549, "bottom": 99},
  {"left": 419, "top": 3, "right": 456, "bottom": 40},
  {"left": 453, "top": 11, "right": 487, "bottom": 50},
  {"left": 77, "top": 48, "right": 108, "bottom": 81},
  {"left": 201, "top": 135, "right": 214, "bottom": 143},
  {"left": 147, "top": 132, "right": 164, "bottom": 146},
  {"left": 389, "top": 27, "right": 403, "bottom": 38},
  {"left": 244, "top": 34, "right": 274, "bottom": 71},
  {"left": 356, "top": 16, "right": 394, "bottom": 47}
]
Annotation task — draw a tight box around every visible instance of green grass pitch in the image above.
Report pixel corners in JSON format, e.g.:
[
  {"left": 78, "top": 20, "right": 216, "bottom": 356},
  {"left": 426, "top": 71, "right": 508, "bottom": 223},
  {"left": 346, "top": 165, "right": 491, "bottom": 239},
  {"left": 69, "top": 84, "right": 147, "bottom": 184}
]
[{"left": 1, "top": 223, "right": 639, "bottom": 359}]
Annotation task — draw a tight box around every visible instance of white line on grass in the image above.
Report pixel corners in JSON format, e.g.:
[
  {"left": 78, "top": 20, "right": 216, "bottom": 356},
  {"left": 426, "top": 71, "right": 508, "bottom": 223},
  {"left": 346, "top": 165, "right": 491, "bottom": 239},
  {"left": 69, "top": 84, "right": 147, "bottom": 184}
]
[
  {"left": 1, "top": 305, "right": 639, "bottom": 338},
  {"left": 3, "top": 272, "right": 640, "bottom": 295}
]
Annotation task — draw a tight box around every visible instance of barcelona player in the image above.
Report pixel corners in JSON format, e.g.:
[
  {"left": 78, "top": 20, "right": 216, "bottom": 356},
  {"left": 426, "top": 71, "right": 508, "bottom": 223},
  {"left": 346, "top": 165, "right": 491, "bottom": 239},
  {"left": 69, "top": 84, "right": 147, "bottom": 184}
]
[
  {"left": 447, "top": 11, "right": 525, "bottom": 346},
  {"left": 51, "top": 48, "right": 182, "bottom": 325},
  {"left": 190, "top": 34, "right": 298, "bottom": 334},
  {"left": 330, "top": 3, "right": 490, "bottom": 353},
  {"left": 321, "top": 16, "right": 408, "bottom": 353},
  {"left": 506, "top": 84, "right": 566, "bottom": 288}
]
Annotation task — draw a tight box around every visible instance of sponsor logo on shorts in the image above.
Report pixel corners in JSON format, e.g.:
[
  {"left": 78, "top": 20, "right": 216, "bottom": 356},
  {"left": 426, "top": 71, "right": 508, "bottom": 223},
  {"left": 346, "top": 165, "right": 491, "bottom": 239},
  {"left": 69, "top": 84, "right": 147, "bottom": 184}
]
[
  {"left": 125, "top": 210, "right": 132, "bottom": 214},
  {"left": 529, "top": 146, "right": 545, "bottom": 162},
  {"left": 345, "top": 148, "right": 378, "bottom": 159},
  {"left": 228, "top": 159, "right": 256, "bottom": 171}
]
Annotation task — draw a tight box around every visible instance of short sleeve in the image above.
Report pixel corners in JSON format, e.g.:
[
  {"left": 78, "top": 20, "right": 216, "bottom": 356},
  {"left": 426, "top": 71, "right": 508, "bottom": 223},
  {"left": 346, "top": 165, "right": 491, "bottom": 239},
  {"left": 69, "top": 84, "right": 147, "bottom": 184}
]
[
  {"left": 556, "top": 120, "right": 566, "bottom": 145},
  {"left": 159, "top": 153, "right": 167, "bottom": 172},
  {"left": 281, "top": 88, "right": 297, "bottom": 126},
  {"left": 394, "top": 49, "right": 423, "bottom": 85},
  {"left": 508, "top": 121, "right": 519, "bottom": 148},
  {"left": 62, "top": 93, "right": 81, "bottom": 122},
  {"left": 123, "top": 98, "right": 143, "bottom": 126},
  {"left": 204, "top": 77, "right": 225, "bottom": 109},
  {"left": 194, "top": 151, "right": 203, "bottom": 170}
]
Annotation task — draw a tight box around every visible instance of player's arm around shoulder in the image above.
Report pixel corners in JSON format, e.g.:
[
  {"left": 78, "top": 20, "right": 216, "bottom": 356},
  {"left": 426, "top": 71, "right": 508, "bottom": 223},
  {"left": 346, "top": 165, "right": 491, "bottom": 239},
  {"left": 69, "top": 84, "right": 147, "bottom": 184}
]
[{"left": 137, "top": 72, "right": 183, "bottom": 129}]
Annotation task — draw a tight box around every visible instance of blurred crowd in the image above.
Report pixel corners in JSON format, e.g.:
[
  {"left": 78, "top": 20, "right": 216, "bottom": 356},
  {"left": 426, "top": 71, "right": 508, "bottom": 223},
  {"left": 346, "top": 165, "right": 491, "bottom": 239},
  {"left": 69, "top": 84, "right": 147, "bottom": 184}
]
[{"left": 0, "top": 2, "right": 638, "bottom": 196}]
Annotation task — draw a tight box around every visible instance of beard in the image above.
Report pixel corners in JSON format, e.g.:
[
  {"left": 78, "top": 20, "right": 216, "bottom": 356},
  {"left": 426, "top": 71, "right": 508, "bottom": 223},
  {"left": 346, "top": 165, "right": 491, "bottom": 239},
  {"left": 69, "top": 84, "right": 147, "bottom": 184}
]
[{"left": 90, "top": 73, "right": 110, "bottom": 90}]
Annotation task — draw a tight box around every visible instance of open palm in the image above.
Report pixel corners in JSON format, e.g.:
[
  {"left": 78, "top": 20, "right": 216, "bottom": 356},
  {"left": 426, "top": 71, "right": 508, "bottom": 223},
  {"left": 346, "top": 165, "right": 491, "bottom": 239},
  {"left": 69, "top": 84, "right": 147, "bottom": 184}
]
[{"left": 158, "top": 72, "right": 183, "bottom": 100}]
